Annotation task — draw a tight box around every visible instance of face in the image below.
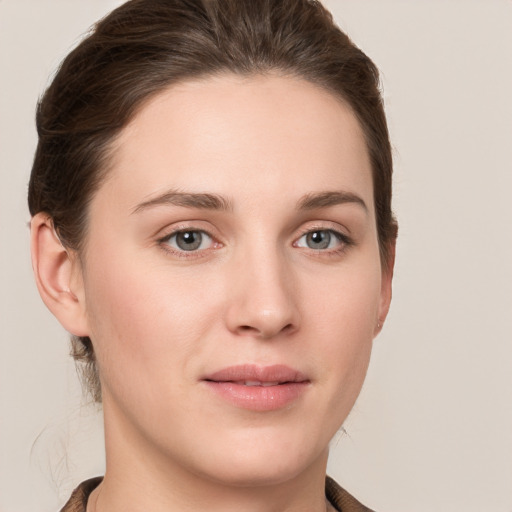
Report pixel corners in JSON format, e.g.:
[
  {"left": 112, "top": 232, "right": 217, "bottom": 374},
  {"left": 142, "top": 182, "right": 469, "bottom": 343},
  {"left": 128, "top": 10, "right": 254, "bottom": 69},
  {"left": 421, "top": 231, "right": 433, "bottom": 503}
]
[{"left": 77, "top": 74, "right": 391, "bottom": 486}]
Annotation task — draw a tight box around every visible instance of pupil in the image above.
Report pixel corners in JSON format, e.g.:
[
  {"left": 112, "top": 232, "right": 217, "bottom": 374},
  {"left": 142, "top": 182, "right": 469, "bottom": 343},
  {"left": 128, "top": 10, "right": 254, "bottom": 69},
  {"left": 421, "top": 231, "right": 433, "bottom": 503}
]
[
  {"left": 311, "top": 232, "right": 324, "bottom": 243},
  {"left": 182, "top": 232, "right": 195, "bottom": 244},
  {"left": 177, "top": 231, "right": 201, "bottom": 251}
]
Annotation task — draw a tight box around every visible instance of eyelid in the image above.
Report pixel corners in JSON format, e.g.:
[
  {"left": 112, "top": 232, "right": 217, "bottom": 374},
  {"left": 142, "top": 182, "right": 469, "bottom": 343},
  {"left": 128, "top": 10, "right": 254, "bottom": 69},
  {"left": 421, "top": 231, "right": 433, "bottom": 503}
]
[
  {"left": 155, "top": 219, "right": 219, "bottom": 241},
  {"left": 294, "top": 221, "right": 351, "bottom": 240}
]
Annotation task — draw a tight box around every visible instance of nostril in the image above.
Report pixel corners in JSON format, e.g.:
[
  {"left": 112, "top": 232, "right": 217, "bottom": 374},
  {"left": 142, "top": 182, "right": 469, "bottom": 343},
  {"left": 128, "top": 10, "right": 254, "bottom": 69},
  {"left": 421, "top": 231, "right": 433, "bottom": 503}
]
[
  {"left": 239, "top": 325, "right": 257, "bottom": 333},
  {"left": 237, "top": 323, "right": 296, "bottom": 337}
]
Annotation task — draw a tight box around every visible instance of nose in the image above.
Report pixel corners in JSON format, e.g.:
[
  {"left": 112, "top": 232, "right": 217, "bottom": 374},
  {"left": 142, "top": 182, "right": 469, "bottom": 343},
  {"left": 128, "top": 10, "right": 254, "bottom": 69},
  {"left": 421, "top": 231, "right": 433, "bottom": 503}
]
[{"left": 225, "top": 247, "right": 300, "bottom": 339}]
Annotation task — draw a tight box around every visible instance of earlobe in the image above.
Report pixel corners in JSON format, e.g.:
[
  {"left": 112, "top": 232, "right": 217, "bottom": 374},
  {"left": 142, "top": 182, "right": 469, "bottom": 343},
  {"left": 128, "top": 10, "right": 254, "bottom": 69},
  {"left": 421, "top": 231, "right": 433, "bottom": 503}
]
[{"left": 30, "top": 213, "right": 89, "bottom": 337}]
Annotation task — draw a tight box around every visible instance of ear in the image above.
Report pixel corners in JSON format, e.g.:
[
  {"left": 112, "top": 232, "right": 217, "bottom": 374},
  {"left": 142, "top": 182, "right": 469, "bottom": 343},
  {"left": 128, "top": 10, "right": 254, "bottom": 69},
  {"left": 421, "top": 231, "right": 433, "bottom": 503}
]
[
  {"left": 374, "top": 241, "right": 396, "bottom": 337},
  {"left": 30, "top": 213, "right": 89, "bottom": 337}
]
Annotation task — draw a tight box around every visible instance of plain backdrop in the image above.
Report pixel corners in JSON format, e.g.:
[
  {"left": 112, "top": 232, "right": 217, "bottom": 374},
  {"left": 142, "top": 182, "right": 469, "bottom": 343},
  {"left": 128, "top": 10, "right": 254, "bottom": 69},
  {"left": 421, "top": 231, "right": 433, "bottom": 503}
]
[{"left": 1, "top": 1, "right": 511, "bottom": 511}]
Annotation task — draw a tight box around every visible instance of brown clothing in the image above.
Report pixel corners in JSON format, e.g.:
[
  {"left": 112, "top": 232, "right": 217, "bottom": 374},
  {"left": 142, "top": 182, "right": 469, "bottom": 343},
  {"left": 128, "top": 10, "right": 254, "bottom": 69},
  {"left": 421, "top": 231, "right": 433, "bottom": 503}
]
[{"left": 59, "top": 475, "right": 374, "bottom": 512}]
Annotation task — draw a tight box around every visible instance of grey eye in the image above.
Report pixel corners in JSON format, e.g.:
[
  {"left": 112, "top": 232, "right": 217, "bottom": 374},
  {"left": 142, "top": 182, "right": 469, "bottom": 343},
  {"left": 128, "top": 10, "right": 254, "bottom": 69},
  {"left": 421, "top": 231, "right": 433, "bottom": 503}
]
[
  {"left": 305, "top": 231, "right": 331, "bottom": 249},
  {"left": 296, "top": 230, "right": 342, "bottom": 250},
  {"left": 167, "top": 230, "right": 213, "bottom": 251}
]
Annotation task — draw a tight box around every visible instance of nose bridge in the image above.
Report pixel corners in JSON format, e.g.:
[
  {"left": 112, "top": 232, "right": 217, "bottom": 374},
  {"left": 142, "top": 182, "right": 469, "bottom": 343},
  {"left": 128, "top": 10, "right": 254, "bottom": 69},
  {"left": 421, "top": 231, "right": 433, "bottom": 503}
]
[{"left": 226, "top": 235, "right": 299, "bottom": 338}]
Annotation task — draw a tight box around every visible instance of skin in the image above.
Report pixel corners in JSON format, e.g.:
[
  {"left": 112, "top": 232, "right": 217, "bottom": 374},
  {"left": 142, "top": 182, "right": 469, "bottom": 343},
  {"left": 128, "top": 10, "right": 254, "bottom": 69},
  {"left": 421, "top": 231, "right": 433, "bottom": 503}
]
[{"left": 31, "top": 73, "right": 393, "bottom": 512}]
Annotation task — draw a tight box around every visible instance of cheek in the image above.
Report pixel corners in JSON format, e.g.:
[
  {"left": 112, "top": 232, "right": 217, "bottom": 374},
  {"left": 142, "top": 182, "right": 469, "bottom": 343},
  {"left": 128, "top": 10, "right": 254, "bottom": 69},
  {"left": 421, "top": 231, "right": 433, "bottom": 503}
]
[
  {"left": 302, "top": 256, "right": 381, "bottom": 410},
  {"left": 81, "top": 249, "right": 220, "bottom": 402},
  {"left": 305, "top": 254, "right": 381, "bottom": 343}
]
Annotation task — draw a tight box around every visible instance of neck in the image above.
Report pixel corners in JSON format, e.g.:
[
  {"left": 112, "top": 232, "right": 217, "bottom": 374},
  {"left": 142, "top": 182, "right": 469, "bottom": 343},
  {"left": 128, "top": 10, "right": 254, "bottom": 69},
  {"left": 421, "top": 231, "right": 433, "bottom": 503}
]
[
  {"left": 95, "top": 398, "right": 332, "bottom": 512},
  {"left": 93, "top": 469, "right": 332, "bottom": 512}
]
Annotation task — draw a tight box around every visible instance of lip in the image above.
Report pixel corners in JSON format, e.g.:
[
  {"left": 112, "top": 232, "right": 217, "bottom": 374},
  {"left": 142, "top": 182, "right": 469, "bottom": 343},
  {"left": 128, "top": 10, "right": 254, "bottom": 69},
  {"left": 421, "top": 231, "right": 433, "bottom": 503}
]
[{"left": 202, "top": 364, "right": 310, "bottom": 411}]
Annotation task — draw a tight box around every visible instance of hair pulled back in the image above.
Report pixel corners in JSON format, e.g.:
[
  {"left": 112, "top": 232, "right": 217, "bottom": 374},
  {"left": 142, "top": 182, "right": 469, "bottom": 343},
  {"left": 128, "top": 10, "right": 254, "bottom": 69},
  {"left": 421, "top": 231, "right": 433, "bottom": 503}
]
[{"left": 28, "top": 0, "right": 397, "bottom": 402}]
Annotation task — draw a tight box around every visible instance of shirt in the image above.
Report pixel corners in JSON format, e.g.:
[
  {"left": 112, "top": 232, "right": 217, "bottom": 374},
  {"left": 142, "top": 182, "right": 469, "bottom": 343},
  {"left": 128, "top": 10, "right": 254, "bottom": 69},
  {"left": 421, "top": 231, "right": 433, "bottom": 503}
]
[{"left": 59, "top": 475, "right": 374, "bottom": 511}]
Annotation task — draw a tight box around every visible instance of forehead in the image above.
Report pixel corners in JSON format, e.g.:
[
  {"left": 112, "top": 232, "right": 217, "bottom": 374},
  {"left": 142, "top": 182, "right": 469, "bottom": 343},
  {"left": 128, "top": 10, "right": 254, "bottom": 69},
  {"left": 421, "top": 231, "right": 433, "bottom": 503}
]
[{"left": 99, "top": 73, "right": 373, "bottom": 213}]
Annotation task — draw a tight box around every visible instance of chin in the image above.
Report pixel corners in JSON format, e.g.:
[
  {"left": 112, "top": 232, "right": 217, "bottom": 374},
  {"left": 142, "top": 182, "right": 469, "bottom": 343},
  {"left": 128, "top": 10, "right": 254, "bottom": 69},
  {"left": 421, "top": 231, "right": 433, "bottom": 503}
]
[
  {"left": 185, "top": 426, "right": 330, "bottom": 489},
  {"left": 202, "top": 456, "right": 318, "bottom": 489}
]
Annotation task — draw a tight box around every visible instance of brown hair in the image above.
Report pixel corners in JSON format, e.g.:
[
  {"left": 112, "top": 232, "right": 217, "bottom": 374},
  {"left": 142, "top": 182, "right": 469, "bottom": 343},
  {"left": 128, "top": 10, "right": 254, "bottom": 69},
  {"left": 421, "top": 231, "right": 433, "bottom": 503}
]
[{"left": 28, "top": 0, "right": 397, "bottom": 402}]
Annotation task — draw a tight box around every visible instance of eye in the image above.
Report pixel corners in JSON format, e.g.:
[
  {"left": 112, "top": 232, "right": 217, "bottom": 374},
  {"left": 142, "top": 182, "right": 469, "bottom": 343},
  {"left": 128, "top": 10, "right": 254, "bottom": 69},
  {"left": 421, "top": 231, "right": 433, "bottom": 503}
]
[
  {"left": 295, "top": 229, "right": 346, "bottom": 250},
  {"left": 163, "top": 230, "right": 214, "bottom": 252}
]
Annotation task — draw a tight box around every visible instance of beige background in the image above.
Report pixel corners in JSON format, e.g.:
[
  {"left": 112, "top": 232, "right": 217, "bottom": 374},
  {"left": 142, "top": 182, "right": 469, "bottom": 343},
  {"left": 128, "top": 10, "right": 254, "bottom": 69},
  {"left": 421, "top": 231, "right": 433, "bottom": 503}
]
[{"left": 1, "top": 1, "right": 511, "bottom": 511}]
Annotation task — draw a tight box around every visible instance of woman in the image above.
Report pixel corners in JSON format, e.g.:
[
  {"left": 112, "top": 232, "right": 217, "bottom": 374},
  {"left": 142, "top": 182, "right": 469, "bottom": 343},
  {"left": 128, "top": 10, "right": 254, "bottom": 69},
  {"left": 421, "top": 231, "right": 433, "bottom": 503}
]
[{"left": 28, "top": 0, "right": 397, "bottom": 510}]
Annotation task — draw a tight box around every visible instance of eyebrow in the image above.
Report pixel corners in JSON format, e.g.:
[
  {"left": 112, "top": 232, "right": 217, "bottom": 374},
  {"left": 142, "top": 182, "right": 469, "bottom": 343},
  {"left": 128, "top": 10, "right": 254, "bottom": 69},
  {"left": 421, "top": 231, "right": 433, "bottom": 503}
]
[
  {"left": 131, "top": 189, "right": 367, "bottom": 214},
  {"left": 296, "top": 191, "right": 368, "bottom": 212},
  {"left": 131, "top": 189, "right": 233, "bottom": 214}
]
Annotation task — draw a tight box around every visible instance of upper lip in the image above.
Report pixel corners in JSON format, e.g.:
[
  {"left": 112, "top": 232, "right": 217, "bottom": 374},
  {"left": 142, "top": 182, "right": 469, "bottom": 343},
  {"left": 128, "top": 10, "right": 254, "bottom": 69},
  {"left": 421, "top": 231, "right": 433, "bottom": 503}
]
[{"left": 203, "top": 364, "right": 309, "bottom": 384}]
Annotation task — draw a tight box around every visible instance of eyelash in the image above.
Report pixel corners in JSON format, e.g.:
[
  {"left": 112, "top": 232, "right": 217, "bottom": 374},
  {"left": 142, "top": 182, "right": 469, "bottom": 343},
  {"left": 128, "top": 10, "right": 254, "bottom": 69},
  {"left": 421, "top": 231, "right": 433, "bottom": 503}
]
[
  {"left": 293, "top": 227, "right": 353, "bottom": 257},
  {"left": 156, "top": 225, "right": 353, "bottom": 259},
  {"left": 157, "top": 227, "right": 219, "bottom": 259}
]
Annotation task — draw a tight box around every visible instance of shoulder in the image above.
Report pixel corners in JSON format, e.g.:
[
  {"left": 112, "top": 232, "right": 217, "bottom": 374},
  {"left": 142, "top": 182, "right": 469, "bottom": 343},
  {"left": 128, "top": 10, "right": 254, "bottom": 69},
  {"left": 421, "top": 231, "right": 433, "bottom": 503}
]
[
  {"left": 59, "top": 477, "right": 103, "bottom": 512},
  {"left": 326, "top": 476, "right": 375, "bottom": 512}
]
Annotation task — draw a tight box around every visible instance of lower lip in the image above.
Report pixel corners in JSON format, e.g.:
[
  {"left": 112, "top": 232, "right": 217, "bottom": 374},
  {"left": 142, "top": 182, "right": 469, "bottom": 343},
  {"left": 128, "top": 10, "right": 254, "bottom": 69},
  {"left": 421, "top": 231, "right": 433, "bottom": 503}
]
[{"left": 204, "top": 381, "right": 309, "bottom": 411}]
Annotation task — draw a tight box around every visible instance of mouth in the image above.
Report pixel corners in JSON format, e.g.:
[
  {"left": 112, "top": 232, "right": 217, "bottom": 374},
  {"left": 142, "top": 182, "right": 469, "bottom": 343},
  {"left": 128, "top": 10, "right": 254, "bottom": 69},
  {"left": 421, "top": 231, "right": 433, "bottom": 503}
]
[
  {"left": 231, "top": 380, "right": 282, "bottom": 387},
  {"left": 202, "top": 364, "right": 310, "bottom": 411}
]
